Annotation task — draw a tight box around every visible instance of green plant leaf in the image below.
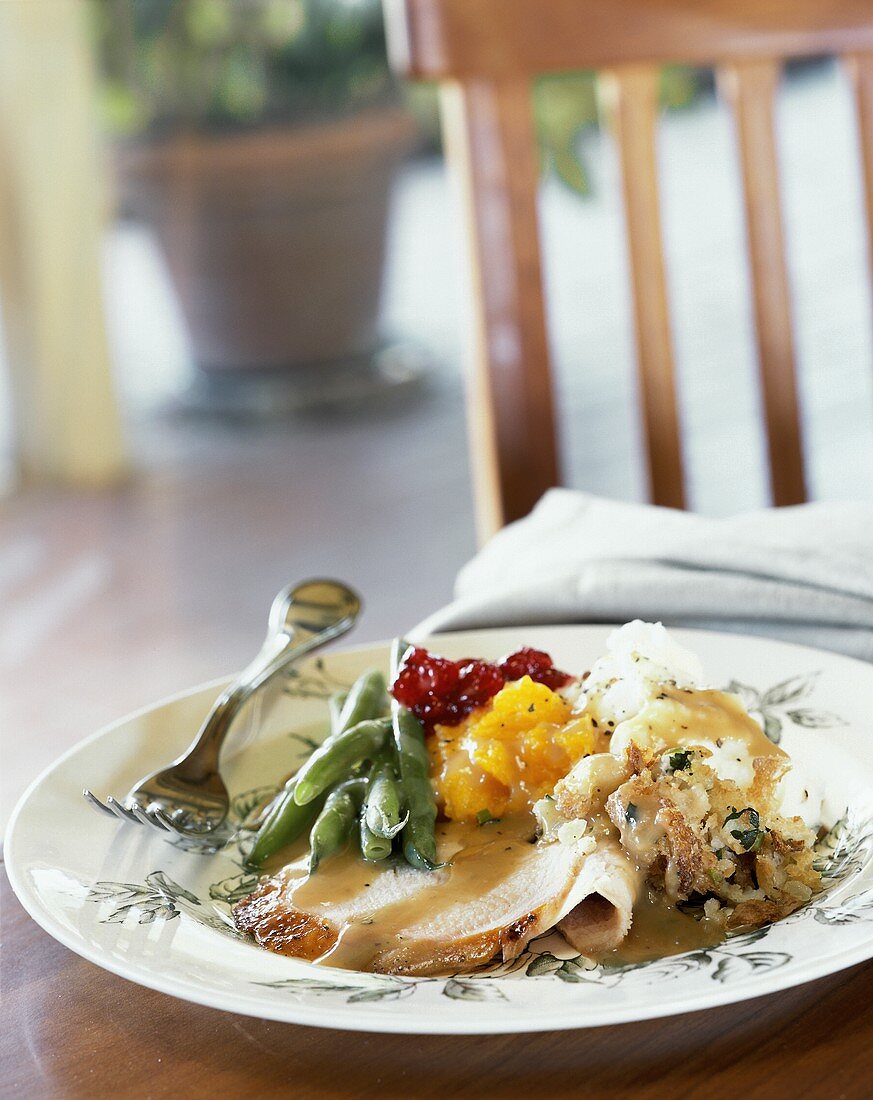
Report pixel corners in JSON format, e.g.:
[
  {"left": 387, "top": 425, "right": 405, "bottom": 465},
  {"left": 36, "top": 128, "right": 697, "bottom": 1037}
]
[
  {"left": 548, "top": 143, "right": 590, "bottom": 197},
  {"left": 534, "top": 72, "right": 597, "bottom": 197},
  {"left": 185, "top": 0, "right": 233, "bottom": 48},
  {"left": 660, "top": 66, "right": 701, "bottom": 109}
]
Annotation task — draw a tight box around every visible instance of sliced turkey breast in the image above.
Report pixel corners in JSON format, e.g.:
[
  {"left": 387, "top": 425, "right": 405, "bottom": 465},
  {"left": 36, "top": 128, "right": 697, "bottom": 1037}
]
[
  {"left": 556, "top": 839, "right": 639, "bottom": 956},
  {"left": 233, "top": 820, "right": 638, "bottom": 975}
]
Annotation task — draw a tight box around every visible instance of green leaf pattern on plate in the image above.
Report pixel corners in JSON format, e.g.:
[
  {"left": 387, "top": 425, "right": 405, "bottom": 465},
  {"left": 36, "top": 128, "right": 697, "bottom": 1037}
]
[
  {"left": 724, "top": 672, "right": 846, "bottom": 745},
  {"left": 83, "top": 666, "right": 870, "bottom": 1006},
  {"left": 283, "top": 657, "right": 352, "bottom": 701},
  {"left": 87, "top": 870, "right": 201, "bottom": 926}
]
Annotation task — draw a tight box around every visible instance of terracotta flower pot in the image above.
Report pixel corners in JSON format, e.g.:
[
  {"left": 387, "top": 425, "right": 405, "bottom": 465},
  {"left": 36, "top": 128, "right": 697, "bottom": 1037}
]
[{"left": 114, "top": 108, "right": 418, "bottom": 375}]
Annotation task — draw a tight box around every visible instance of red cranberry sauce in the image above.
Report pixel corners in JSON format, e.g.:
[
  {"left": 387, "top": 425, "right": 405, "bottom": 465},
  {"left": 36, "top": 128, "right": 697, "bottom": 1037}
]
[{"left": 390, "top": 646, "right": 573, "bottom": 732}]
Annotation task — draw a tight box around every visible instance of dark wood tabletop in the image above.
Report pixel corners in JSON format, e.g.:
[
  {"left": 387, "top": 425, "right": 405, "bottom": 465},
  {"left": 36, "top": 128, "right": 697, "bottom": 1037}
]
[{"left": 4, "top": 856, "right": 872, "bottom": 1100}]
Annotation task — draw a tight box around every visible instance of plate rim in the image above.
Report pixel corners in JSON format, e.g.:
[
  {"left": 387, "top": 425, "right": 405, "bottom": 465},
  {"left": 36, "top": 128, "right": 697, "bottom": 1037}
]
[{"left": 6, "top": 623, "right": 873, "bottom": 1034}]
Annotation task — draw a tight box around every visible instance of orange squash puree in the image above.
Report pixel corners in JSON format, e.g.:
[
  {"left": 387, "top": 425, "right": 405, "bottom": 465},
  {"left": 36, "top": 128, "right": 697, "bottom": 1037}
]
[{"left": 429, "top": 676, "right": 604, "bottom": 821}]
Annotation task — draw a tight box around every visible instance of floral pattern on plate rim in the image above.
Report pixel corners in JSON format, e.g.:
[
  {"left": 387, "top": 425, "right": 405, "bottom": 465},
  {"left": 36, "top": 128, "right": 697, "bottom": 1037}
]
[{"left": 83, "top": 668, "right": 871, "bottom": 1005}]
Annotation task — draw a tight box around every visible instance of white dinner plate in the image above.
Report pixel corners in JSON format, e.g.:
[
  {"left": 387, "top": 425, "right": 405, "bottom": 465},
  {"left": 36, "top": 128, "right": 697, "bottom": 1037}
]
[{"left": 6, "top": 625, "right": 873, "bottom": 1034}]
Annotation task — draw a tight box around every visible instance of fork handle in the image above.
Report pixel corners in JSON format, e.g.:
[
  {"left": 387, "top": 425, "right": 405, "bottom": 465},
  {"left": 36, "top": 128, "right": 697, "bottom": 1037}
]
[{"left": 174, "top": 582, "right": 359, "bottom": 779}]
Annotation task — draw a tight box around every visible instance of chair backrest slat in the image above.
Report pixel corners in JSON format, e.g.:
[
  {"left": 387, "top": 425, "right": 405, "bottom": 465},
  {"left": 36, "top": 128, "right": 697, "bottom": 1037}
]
[
  {"left": 439, "top": 78, "right": 561, "bottom": 536},
  {"left": 846, "top": 51, "right": 873, "bottom": 304},
  {"left": 601, "top": 64, "right": 686, "bottom": 510},
  {"left": 719, "top": 59, "right": 806, "bottom": 506}
]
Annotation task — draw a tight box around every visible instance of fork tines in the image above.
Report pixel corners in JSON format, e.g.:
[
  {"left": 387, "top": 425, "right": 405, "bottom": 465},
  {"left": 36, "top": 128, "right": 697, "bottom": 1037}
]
[{"left": 83, "top": 789, "right": 180, "bottom": 837}]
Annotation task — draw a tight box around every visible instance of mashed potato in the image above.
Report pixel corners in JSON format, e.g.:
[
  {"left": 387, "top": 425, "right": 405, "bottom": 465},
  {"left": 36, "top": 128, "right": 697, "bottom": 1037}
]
[
  {"left": 576, "top": 620, "right": 822, "bottom": 829},
  {"left": 577, "top": 620, "right": 704, "bottom": 725}
]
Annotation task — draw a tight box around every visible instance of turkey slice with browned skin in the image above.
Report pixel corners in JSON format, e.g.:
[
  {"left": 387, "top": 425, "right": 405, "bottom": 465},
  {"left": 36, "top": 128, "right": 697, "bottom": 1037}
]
[{"left": 233, "top": 820, "right": 639, "bottom": 975}]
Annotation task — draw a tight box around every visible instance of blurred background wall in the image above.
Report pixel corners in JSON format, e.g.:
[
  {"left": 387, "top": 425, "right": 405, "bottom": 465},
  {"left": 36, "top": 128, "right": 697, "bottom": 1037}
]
[{"left": 1, "top": 0, "right": 872, "bottom": 822}]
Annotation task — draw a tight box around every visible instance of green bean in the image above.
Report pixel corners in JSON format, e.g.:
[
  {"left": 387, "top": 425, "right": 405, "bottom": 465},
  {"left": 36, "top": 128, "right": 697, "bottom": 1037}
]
[
  {"left": 309, "top": 778, "right": 367, "bottom": 873},
  {"left": 247, "top": 777, "right": 325, "bottom": 866},
  {"left": 390, "top": 638, "right": 439, "bottom": 871},
  {"left": 360, "top": 813, "right": 393, "bottom": 862},
  {"left": 360, "top": 755, "right": 404, "bottom": 860},
  {"left": 337, "top": 670, "right": 389, "bottom": 732},
  {"left": 327, "top": 690, "right": 348, "bottom": 734},
  {"left": 294, "top": 671, "right": 387, "bottom": 808},
  {"left": 248, "top": 674, "right": 382, "bottom": 865},
  {"left": 395, "top": 709, "right": 439, "bottom": 871},
  {"left": 293, "top": 717, "right": 391, "bottom": 806},
  {"left": 364, "top": 760, "right": 408, "bottom": 840}
]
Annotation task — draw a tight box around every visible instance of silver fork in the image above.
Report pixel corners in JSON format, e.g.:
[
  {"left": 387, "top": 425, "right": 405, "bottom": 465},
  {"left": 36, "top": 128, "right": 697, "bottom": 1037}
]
[{"left": 83, "top": 578, "right": 361, "bottom": 849}]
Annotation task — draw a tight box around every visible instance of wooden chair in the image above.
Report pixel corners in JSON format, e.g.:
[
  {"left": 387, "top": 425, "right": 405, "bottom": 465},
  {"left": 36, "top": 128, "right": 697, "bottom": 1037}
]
[{"left": 383, "top": 0, "right": 873, "bottom": 538}]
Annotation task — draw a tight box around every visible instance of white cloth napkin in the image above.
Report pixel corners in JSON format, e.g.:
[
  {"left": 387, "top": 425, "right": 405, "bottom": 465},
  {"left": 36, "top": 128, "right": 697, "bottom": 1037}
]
[{"left": 415, "top": 490, "right": 873, "bottom": 662}]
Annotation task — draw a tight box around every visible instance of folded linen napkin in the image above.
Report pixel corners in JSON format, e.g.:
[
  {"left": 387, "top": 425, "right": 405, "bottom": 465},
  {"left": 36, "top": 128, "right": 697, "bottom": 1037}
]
[{"left": 415, "top": 490, "right": 873, "bottom": 662}]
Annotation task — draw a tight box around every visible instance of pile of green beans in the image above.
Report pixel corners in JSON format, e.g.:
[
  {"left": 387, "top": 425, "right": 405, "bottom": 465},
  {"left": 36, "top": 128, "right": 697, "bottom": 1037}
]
[{"left": 246, "top": 647, "right": 438, "bottom": 874}]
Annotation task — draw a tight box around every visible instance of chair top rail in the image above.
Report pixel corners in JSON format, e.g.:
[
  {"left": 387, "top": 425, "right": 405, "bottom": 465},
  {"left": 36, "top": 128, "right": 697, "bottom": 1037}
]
[{"left": 384, "top": 0, "right": 873, "bottom": 80}]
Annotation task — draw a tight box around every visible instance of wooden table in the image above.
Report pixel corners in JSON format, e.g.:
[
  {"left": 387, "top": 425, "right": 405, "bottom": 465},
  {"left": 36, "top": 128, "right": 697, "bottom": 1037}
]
[{"left": 4, "top": 856, "right": 872, "bottom": 1099}]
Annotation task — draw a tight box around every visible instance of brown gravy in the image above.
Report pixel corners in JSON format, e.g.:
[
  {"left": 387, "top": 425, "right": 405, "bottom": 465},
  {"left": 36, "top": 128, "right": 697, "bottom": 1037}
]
[
  {"left": 632, "top": 687, "right": 787, "bottom": 760},
  {"left": 288, "top": 816, "right": 538, "bottom": 971},
  {"left": 250, "top": 688, "right": 774, "bottom": 972},
  {"left": 604, "top": 888, "right": 725, "bottom": 965}
]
